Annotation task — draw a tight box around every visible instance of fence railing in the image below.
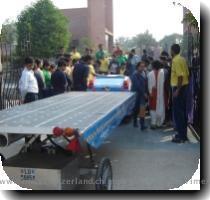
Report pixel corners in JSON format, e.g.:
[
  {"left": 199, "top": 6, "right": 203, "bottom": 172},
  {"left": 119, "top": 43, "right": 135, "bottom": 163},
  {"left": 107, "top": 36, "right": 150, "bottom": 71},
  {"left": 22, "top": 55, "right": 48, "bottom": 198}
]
[
  {"left": 0, "top": 68, "right": 22, "bottom": 110},
  {"left": 187, "top": 63, "right": 200, "bottom": 137}
]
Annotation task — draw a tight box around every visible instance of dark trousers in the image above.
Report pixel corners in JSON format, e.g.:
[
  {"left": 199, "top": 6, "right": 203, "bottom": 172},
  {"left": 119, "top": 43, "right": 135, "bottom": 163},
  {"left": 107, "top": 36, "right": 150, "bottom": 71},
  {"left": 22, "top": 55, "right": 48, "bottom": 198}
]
[
  {"left": 133, "top": 104, "right": 139, "bottom": 122},
  {"left": 24, "top": 93, "right": 38, "bottom": 104},
  {"left": 133, "top": 95, "right": 145, "bottom": 124},
  {"left": 133, "top": 95, "right": 140, "bottom": 122},
  {"left": 38, "top": 90, "right": 44, "bottom": 100},
  {"left": 172, "top": 86, "right": 188, "bottom": 139},
  {"left": 52, "top": 90, "right": 65, "bottom": 96},
  {"left": 73, "top": 85, "right": 87, "bottom": 91},
  {"left": 43, "top": 88, "right": 53, "bottom": 98},
  {"left": 165, "top": 89, "right": 173, "bottom": 123}
]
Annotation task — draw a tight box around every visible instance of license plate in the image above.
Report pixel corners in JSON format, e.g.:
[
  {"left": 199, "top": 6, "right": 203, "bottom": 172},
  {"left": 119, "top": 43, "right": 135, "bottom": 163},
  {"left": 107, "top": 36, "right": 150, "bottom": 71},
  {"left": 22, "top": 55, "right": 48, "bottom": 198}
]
[{"left": 20, "top": 168, "right": 36, "bottom": 181}]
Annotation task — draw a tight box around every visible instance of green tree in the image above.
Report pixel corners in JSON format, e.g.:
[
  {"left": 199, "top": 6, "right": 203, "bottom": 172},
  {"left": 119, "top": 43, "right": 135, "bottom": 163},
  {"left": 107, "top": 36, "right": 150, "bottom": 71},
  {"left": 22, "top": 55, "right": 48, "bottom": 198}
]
[
  {"left": 78, "top": 37, "right": 94, "bottom": 54},
  {"left": 0, "top": 19, "right": 17, "bottom": 44},
  {"left": 159, "top": 33, "right": 183, "bottom": 53},
  {"left": 115, "top": 31, "right": 157, "bottom": 52},
  {"left": 183, "top": 11, "right": 199, "bottom": 29},
  {"left": 115, "top": 37, "right": 135, "bottom": 51},
  {"left": 133, "top": 30, "right": 157, "bottom": 51},
  {"left": 16, "top": 0, "right": 71, "bottom": 58}
]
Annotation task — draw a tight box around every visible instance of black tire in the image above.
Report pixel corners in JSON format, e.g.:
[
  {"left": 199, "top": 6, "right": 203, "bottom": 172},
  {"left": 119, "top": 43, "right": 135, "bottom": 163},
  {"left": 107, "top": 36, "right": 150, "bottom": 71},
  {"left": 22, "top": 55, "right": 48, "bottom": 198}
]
[
  {"left": 0, "top": 154, "right": 5, "bottom": 165},
  {"left": 95, "top": 157, "right": 113, "bottom": 190}
]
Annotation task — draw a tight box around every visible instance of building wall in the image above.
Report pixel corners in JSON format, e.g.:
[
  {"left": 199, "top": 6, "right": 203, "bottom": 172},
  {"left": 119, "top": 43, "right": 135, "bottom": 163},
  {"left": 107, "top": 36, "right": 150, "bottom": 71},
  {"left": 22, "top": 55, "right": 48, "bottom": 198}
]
[
  {"left": 104, "top": 0, "right": 114, "bottom": 52},
  {"left": 87, "top": 0, "right": 106, "bottom": 48},
  {"left": 105, "top": 0, "right": 114, "bottom": 34},
  {"left": 61, "top": 0, "right": 113, "bottom": 51},
  {"left": 61, "top": 8, "right": 89, "bottom": 45}
]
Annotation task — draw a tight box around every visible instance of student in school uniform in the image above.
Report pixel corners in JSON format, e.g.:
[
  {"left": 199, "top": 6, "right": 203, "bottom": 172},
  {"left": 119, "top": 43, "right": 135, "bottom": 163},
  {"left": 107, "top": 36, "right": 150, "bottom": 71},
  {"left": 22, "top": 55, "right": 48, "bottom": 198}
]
[{"left": 19, "top": 57, "right": 39, "bottom": 103}]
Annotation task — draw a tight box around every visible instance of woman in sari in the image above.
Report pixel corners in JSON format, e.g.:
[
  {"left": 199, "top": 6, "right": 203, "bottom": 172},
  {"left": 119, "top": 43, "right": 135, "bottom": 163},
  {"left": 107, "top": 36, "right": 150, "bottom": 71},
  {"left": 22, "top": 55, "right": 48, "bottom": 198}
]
[{"left": 148, "top": 60, "right": 165, "bottom": 129}]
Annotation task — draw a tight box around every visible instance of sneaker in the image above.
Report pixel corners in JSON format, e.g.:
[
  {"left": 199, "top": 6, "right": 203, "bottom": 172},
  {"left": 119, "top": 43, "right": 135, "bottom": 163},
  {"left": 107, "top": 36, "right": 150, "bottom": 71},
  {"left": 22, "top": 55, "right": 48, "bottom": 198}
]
[{"left": 171, "top": 136, "right": 188, "bottom": 143}]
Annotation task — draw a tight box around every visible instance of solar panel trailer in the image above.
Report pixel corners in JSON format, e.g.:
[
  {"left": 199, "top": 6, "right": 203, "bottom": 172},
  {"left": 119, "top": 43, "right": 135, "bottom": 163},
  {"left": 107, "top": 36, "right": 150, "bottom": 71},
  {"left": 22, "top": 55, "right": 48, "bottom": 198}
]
[{"left": 0, "top": 92, "right": 135, "bottom": 190}]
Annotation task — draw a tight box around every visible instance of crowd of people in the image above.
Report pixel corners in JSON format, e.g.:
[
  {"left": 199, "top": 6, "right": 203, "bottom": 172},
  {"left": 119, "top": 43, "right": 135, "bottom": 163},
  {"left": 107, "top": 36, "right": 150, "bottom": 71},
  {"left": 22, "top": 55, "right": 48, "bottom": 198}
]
[
  {"left": 130, "top": 44, "right": 189, "bottom": 144},
  {"left": 19, "top": 43, "right": 189, "bottom": 144},
  {"left": 18, "top": 43, "right": 136, "bottom": 102}
]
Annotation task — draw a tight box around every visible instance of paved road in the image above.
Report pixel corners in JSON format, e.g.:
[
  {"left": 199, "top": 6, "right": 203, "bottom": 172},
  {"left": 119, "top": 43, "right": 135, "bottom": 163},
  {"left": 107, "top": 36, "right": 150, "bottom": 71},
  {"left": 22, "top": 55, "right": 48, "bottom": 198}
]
[{"left": 80, "top": 120, "right": 200, "bottom": 190}]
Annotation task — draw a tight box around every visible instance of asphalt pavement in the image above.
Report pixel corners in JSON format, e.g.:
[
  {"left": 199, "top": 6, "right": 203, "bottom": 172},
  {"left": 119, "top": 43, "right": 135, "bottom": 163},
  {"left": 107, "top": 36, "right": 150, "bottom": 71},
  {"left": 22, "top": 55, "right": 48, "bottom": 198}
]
[{"left": 80, "top": 119, "right": 200, "bottom": 190}]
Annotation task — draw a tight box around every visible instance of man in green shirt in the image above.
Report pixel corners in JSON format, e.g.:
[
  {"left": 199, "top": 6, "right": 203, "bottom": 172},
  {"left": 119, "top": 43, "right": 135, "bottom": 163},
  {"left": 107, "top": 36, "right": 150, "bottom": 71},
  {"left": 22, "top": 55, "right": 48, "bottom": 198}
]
[
  {"left": 117, "top": 51, "right": 127, "bottom": 74},
  {"left": 95, "top": 44, "right": 107, "bottom": 61},
  {"left": 42, "top": 60, "right": 52, "bottom": 97},
  {"left": 42, "top": 65, "right": 51, "bottom": 88},
  {"left": 117, "top": 52, "right": 127, "bottom": 66}
]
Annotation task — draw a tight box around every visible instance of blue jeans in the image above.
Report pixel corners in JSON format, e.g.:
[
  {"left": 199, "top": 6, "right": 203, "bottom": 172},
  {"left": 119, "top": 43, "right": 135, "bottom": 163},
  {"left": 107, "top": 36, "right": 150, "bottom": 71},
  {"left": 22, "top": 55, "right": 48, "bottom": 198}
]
[{"left": 172, "top": 85, "right": 188, "bottom": 139}]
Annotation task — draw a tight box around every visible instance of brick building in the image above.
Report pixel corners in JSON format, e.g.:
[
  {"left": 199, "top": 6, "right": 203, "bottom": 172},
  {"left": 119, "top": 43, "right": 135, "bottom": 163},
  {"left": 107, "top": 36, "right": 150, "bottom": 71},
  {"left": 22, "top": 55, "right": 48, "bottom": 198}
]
[{"left": 61, "top": 0, "right": 114, "bottom": 52}]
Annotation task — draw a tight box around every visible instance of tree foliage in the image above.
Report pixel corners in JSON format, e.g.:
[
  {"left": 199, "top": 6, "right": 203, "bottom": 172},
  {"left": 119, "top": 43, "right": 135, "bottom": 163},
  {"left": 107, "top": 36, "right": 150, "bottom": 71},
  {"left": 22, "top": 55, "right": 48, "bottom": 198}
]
[
  {"left": 115, "top": 37, "right": 135, "bottom": 51},
  {"left": 182, "top": 10, "right": 200, "bottom": 59},
  {"left": 159, "top": 33, "right": 183, "bottom": 53},
  {"left": 78, "top": 37, "right": 94, "bottom": 54},
  {"left": 16, "top": 0, "right": 70, "bottom": 58},
  {"left": 0, "top": 19, "right": 17, "bottom": 44},
  {"left": 183, "top": 11, "right": 199, "bottom": 30},
  {"left": 115, "top": 30, "right": 157, "bottom": 52},
  {"left": 133, "top": 30, "right": 157, "bottom": 50}
]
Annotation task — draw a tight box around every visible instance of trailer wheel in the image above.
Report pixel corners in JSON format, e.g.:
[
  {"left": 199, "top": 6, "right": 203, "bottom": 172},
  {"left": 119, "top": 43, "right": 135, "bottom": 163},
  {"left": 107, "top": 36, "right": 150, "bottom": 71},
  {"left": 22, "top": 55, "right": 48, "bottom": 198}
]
[
  {"left": 0, "top": 154, "right": 5, "bottom": 165},
  {"left": 95, "top": 158, "right": 113, "bottom": 190}
]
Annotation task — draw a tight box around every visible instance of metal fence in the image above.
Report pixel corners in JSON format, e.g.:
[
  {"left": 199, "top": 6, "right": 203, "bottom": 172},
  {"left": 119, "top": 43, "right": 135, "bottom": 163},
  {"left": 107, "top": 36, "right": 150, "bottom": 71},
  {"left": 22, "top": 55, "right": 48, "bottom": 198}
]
[
  {"left": 185, "top": 28, "right": 200, "bottom": 136},
  {"left": 0, "top": 39, "right": 23, "bottom": 110},
  {"left": 188, "top": 66, "right": 200, "bottom": 137},
  {"left": 0, "top": 68, "right": 22, "bottom": 110}
]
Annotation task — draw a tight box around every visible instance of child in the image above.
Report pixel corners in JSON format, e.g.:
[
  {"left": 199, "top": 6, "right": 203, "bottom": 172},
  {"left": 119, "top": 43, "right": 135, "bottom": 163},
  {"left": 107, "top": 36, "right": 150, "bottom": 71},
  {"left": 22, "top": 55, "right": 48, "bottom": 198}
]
[
  {"left": 50, "top": 64, "right": 56, "bottom": 74},
  {"left": 42, "top": 59, "right": 51, "bottom": 89},
  {"left": 109, "top": 54, "right": 119, "bottom": 74},
  {"left": 131, "top": 61, "right": 148, "bottom": 130},
  {"left": 87, "top": 56, "right": 96, "bottom": 84},
  {"left": 99, "top": 56, "right": 109, "bottom": 75},
  {"left": 42, "top": 59, "right": 52, "bottom": 97},
  {"left": 51, "top": 59, "right": 67, "bottom": 95},
  {"left": 34, "top": 59, "right": 45, "bottom": 99},
  {"left": 19, "top": 57, "right": 39, "bottom": 103}
]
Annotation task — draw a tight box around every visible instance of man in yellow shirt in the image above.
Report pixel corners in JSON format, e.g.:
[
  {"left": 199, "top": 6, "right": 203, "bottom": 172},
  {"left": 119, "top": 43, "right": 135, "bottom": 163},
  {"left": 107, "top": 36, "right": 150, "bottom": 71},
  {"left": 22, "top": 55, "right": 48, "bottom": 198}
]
[
  {"left": 170, "top": 44, "right": 189, "bottom": 143},
  {"left": 71, "top": 46, "right": 81, "bottom": 62}
]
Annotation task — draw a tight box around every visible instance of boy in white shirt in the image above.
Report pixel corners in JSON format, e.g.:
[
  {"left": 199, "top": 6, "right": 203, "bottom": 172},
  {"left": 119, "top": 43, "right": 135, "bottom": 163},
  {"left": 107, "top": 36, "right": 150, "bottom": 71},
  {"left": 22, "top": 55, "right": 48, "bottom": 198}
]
[{"left": 19, "top": 57, "right": 39, "bottom": 103}]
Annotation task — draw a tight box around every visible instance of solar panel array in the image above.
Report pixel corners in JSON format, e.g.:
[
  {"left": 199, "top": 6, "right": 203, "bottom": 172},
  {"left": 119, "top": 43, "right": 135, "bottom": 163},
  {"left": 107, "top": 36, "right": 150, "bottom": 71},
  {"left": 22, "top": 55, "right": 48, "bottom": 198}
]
[{"left": 0, "top": 92, "right": 134, "bottom": 135}]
